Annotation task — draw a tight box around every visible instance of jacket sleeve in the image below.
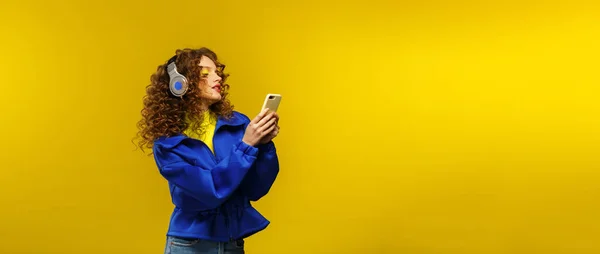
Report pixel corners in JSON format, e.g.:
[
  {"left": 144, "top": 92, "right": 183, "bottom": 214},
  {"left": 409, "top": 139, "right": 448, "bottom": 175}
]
[
  {"left": 240, "top": 141, "right": 280, "bottom": 201},
  {"left": 153, "top": 141, "right": 259, "bottom": 210}
]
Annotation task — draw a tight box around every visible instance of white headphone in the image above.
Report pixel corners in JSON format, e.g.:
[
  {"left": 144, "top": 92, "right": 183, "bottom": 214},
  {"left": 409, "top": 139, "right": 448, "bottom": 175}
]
[{"left": 166, "top": 56, "right": 188, "bottom": 97}]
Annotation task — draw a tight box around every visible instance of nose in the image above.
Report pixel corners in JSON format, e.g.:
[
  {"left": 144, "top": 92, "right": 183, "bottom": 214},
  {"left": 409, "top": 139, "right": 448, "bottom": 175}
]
[{"left": 213, "top": 73, "right": 222, "bottom": 84}]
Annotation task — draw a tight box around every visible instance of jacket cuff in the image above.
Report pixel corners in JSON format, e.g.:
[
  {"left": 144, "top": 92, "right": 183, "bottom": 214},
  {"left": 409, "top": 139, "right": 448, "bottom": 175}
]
[{"left": 237, "top": 141, "right": 259, "bottom": 157}]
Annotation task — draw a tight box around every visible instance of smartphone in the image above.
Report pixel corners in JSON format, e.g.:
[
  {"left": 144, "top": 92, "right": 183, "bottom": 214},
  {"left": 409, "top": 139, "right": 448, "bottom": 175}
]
[{"left": 261, "top": 94, "right": 282, "bottom": 112}]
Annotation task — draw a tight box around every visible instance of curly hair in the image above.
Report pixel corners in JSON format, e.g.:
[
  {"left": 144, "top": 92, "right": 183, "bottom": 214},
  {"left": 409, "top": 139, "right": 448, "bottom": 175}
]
[{"left": 134, "top": 47, "right": 234, "bottom": 152}]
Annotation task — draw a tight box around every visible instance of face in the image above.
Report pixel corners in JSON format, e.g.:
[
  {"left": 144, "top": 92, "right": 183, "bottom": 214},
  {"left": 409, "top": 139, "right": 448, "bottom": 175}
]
[{"left": 197, "top": 55, "right": 223, "bottom": 105}]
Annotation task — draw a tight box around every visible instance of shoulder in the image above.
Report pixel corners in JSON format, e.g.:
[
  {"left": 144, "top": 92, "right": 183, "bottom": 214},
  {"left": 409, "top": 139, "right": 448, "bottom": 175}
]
[
  {"left": 153, "top": 134, "right": 187, "bottom": 152},
  {"left": 153, "top": 111, "right": 250, "bottom": 151},
  {"left": 232, "top": 111, "right": 251, "bottom": 122},
  {"left": 219, "top": 111, "right": 252, "bottom": 127},
  {"left": 151, "top": 134, "right": 189, "bottom": 167}
]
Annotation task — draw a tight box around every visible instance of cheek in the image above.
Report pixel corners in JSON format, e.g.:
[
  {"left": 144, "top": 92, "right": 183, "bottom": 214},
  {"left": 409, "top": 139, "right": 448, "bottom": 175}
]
[{"left": 197, "top": 80, "right": 209, "bottom": 90}]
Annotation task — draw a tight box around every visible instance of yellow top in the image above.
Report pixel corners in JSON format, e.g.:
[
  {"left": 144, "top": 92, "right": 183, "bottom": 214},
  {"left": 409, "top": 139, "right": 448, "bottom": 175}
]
[{"left": 184, "top": 110, "right": 217, "bottom": 154}]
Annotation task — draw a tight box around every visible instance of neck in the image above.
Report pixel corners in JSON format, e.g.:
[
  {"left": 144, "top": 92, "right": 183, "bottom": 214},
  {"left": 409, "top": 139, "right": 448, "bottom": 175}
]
[
  {"left": 198, "top": 101, "right": 210, "bottom": 112},
  {"left": 198, "top": 104, "right": 214, "bottom": 118},
  {"left": 199, "top": 99, "right": 218, "bottom": 112}
]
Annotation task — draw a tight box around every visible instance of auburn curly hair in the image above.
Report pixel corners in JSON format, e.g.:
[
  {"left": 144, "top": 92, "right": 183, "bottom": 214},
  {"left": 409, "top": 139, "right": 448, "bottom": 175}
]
[{"left": 135, "top": 47, "right": 234, "bottom": 152}]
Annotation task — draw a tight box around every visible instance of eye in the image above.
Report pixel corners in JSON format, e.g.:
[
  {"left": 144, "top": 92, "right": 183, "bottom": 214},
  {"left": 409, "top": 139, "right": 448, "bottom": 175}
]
[{"left": 200, "top": 68, "right": 210, "bottom": 77}]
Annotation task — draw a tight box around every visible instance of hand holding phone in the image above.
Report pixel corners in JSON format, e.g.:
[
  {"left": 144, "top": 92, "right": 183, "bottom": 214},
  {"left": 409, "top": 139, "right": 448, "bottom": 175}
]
[
  {"left": 243, "top": 108, "right": 278, "bottom": 147},
  {"left": 259, "top": 94, "right": 282, "bottom": 144},
  {"left": 243, "top": 94, "right": 283, "bottom": 146}
]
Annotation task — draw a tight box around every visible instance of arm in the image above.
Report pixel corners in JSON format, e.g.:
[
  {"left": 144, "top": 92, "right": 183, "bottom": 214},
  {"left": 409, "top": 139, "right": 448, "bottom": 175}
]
[
  {"left": 240, "top": 141, "right": 280, "bottom": 201},
  {"left": 154, "top": 141, "right": 259, "bottom": 210}
]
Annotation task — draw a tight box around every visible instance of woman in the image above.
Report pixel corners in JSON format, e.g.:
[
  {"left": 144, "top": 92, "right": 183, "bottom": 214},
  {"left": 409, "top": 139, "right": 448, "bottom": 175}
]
[{"left": 135, "top": 47, "right": 280, "bottom": 254}]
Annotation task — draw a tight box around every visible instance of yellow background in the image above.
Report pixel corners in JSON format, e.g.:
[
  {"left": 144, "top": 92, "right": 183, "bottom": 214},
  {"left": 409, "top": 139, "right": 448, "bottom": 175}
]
[{"left": 1, "top": 1, "right": 599, "bottom": 253}]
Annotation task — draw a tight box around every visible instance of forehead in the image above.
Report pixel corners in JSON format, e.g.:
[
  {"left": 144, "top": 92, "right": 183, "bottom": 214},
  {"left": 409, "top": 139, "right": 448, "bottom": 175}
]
[{"left": 198, "top": 55, "right": 216, "bottom": 67}]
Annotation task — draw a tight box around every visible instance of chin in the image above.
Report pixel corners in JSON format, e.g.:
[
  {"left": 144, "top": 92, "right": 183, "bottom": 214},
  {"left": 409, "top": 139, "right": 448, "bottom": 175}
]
[{"left": 208, "top": 95, "right": 222, "bottom": 104}]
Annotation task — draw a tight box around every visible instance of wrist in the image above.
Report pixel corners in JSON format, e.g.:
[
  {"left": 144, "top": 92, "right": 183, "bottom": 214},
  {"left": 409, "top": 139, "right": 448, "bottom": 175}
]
[{"left": 242, "top": 138, "right": 257, "bottom": 147}]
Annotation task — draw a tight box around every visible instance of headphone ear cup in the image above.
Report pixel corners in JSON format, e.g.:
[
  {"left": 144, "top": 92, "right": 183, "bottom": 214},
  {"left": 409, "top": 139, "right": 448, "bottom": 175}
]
[{"left": 169, "top": 75, "right": 188, "bottom": 97}]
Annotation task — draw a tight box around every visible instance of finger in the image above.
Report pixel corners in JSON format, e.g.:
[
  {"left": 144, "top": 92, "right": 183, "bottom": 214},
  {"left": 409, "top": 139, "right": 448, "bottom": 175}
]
[
  {"left": 255, "top": 108, "right": 270, "bottom": 123},
  {"left": 262, "top": 122, "right": 278, "bottom": 136},
  {"left": 268, "top": 126, "right": 279, "bottom": 135},
  {"left": 256, "top": 111, "right": 276, "bottom": 128},
  {"left": 252, "top": 108, "right": 270, "bottom": 123},
  {"left": 258, "top": 118, "right": 277, "bottom": 134}
]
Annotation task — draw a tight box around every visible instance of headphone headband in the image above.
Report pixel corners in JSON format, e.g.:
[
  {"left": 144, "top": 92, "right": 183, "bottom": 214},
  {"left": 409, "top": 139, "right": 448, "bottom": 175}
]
[{"left": 166, "top": 55, "right": 177, "bottom": 66}]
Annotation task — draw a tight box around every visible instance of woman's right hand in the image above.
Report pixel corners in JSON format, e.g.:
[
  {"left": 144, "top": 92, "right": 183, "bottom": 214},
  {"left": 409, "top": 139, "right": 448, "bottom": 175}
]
[{"left": 242, "top": 108, "right": 278, "bottom": 147}]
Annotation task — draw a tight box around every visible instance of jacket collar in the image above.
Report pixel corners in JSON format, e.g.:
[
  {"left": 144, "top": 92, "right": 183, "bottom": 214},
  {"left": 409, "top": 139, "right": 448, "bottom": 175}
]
[
  {"left": 155, "top": 112, "right": 246, "bottom": 150},
  {"left": 215, "top": 112, "right": 246, "bottom": 130}
]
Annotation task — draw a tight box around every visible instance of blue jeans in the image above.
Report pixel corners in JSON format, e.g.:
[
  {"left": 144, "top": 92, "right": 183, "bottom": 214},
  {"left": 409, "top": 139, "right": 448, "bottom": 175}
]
[{"left": 164, "top": 236, "right": 245, "bottom": 254}]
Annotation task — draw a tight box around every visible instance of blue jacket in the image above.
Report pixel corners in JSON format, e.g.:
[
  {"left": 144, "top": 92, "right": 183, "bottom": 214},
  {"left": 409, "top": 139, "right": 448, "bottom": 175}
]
[{"left": 152, "top": 111, "right": 279, "bottom": 242}]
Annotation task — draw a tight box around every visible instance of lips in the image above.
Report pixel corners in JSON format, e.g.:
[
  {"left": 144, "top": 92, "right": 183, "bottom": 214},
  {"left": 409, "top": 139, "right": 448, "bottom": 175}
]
[{"left": 212, "top": 85, "right": 221, "bottom": 93}]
